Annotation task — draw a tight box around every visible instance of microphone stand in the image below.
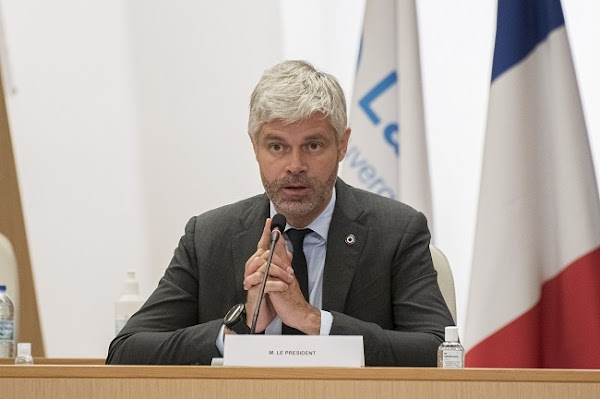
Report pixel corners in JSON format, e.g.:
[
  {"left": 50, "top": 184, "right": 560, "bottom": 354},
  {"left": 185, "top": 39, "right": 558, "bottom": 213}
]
[{"left": 250, "top": 229, "right": 281, "bottom": 334}]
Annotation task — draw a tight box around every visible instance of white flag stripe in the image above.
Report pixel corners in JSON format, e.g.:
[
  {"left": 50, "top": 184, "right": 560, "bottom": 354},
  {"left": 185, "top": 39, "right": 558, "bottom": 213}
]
[{"left": 464, "top": 24, "right": 600, "bottom": 351}]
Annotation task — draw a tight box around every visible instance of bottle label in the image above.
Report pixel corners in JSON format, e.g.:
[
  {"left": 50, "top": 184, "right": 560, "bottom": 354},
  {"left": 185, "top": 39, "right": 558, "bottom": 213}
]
[
  {"left": 115, "top": 318, "right": 128, "bottom": 336},
  {"left": 0, "top": 320, "right": 14, "bottom": 340},
  {"left": 442, "top": 349, "right": 464, "bottom": 368}
]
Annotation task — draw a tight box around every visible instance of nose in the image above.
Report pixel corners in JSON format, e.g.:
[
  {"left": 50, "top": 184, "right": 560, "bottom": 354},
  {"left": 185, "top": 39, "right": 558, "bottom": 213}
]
[{"left": 286, "top": 148, "right": 307, "bottom": 175}]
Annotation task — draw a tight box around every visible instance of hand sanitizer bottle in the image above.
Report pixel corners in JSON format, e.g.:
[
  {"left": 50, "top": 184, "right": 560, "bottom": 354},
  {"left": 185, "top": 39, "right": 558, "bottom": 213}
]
[
  {"left": 437, "top": 326, "right": 464, "bottom": 368},
  {"left": 115, "top": 271, "right": 143, "bottom": 336}
]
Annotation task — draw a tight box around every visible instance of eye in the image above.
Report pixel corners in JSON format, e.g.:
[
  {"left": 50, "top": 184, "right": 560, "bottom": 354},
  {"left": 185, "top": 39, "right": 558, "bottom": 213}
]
[
  {"left": 269, "top": 143, "right": 283, "bottom": 152},
  {"left": 307, "top": 142, "right": 321, "bottom": 151}
]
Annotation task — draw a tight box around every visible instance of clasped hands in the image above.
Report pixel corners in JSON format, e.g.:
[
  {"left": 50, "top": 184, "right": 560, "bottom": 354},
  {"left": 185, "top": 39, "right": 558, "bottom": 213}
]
[{"left": 242, "top": 218, "right": 320, "bottom": 334}]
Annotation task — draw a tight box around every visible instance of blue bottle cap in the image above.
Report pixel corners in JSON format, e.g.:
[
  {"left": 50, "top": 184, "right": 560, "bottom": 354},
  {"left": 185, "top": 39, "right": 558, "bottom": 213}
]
[{"left": 0, "top": 285, "right": 5, "bottom": 291}]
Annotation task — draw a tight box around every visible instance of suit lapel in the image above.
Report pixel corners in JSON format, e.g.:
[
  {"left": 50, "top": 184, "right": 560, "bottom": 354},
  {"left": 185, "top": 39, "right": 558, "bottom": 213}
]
[
  {"left": 230, "top": 195, "right": 270, "bottom": 303},
  {"left": 322, "top": 180, "right": 368, "bottom": 312}
]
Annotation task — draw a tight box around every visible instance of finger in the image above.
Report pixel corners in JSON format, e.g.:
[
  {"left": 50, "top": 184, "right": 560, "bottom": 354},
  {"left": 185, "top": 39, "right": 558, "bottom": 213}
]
[
  {"left": 243, "top": 271, "right": 264, "bottom": 290},
  {"left": 256, "top": 246, "right": 293, "bottom": 271},
  {"left": 244, "top": 258, "right": 294, "bottom": 289},
  {"left": 245, "top": 254, "right": 267, "bottom": 277},
  {"left": 261, "top": 250, "right": 294, "bottom": 276},
  {"left": 263, "top": 280, "right": 289, "bottom": 293},
  {"left": 245, "top": 272, "right": 291, "bottom": 291},
  {"left": 245, "top": 247, "right": 265, "bottom": 266},
  {"left": 271, "top": 232, "right": 290, "bottom": 262},
  {"left": 256, "top": 218, "right": 272, "bottom": 251},
  {"left": 265, "top": 257, "right": 294, "bottom": 282}
]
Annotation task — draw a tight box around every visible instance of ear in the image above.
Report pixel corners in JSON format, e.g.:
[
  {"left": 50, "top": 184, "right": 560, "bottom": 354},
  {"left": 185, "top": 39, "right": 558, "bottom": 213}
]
[{"left": 337, "top": 127, "right": 351, "bottom": 162}]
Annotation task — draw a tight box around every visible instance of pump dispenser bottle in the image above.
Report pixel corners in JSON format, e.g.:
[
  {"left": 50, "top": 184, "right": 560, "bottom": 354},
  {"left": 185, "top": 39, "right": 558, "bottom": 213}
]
[
  {"left": 115, "top": 271, "right": 143, "bottom": 336},
  {"left": 437, "top": 326, "right": 465, "bottom": 368}
]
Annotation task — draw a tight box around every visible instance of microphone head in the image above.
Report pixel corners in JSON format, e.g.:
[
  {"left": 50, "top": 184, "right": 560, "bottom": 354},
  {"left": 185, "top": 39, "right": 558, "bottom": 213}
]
[{"left": 271, "top": 214, "right": 287, "bottom": 232}]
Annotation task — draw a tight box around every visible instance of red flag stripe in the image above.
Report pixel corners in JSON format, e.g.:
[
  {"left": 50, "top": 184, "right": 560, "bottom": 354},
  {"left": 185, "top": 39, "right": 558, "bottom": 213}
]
[{"left": 466, "top": 246, "right": 600, "bottom": 368}]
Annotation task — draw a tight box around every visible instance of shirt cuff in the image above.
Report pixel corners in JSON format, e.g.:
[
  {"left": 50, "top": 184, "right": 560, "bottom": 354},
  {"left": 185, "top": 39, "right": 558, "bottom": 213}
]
[
  {"left": 265, "top": 315, "right": 282, "bottom": 335},
  {"left": 320, "top": 310, "right": 333, "bottom": 335}
]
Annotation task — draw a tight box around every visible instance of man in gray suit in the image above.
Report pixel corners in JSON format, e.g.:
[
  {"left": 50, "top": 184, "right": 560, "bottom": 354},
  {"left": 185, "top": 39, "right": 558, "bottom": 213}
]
[{"left": 107, "top": 60, "right": 453, "bottom": 366}]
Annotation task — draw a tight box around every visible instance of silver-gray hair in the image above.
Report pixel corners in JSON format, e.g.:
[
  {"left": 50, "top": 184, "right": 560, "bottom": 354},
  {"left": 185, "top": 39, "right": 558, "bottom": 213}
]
[{"left": 248, "top": 60, "right": 347, "bottom": 141}]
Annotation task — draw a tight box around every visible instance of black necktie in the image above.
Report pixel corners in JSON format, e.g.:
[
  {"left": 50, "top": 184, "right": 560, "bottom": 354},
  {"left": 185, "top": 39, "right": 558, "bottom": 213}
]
[{"left": 282, "top": 228, "right": 311, "bottom": 335}]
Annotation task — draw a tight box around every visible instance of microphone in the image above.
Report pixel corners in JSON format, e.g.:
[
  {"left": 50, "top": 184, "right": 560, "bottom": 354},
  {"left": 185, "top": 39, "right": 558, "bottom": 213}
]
[
  {"left": 270, "top": 213, "right": 286, "bottom": 243},
  {"left": 250, "top": 214, "right": 286, "bottom": 334}
]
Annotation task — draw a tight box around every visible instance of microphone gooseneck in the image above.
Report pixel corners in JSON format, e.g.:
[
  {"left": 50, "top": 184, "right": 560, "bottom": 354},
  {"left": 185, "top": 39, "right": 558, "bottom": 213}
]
[{"left": 250, "top": 214, "right": 286, "bottom": 334}]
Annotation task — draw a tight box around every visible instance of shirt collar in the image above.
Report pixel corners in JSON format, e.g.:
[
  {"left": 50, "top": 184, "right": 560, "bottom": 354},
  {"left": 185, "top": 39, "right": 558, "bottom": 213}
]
[{"left": 269, "top": 187, "right": 336, "bottom": 242}]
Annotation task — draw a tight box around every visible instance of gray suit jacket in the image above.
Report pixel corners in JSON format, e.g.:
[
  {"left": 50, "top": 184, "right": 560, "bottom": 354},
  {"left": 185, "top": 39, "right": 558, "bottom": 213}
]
[{"left": 107, "top": 179, "right": 454, "bottom": 366}]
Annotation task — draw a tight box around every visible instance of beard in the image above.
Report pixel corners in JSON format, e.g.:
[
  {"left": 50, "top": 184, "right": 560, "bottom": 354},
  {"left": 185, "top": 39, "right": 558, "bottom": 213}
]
[{"left": 261, "top": 168, "right": 338, "bottom": 223}]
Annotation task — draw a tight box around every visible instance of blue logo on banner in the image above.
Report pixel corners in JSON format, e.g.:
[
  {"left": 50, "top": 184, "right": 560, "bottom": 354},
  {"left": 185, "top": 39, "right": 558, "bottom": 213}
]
[
  {"left": 358, "top": 70, "right": 399, "bottom": 155},
  {"left": 345, "top": 146, "right": 397, "bottom": 199}
]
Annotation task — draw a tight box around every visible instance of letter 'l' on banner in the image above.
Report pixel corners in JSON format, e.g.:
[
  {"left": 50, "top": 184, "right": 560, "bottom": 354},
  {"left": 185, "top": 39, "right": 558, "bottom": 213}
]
[
  {"left": 465, "top": 0, "right": 600, "bottom": 368},
  {"left": 341, "top": 0, "right": 433, "bottom": 232}
]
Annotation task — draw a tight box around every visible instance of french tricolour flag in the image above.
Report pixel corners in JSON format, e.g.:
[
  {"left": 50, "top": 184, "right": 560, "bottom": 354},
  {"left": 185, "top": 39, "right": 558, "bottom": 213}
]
[
  {"left": 341, "top": 0, "right": 433, "bottom": 227},
  {"left": 465, "top": 0, "right": 600, "bottom": 368}
]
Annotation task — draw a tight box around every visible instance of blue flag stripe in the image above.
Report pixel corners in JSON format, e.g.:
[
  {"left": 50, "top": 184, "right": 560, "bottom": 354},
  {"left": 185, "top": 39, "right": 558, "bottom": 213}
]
[{"left": 491, "top": 0, "right": 565, "bottom": 82}]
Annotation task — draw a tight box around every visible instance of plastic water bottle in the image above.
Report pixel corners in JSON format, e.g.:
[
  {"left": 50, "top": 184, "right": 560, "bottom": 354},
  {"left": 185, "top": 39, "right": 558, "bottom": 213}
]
[
  {"left": 15, "top": 342, "right": 34, "bottom": 365},
  {"left": 115, "top": 271, "right": 143, "bottom": 336},
  {"left": 437, "top": 326, "right": 465, "bottom": 368},
  {"left": 0, "top": 285, "right": 15, "bottom": 358}
]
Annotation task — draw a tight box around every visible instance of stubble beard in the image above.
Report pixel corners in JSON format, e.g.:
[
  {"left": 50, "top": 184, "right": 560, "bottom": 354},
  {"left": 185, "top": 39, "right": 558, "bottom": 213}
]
[{"left": 262, "top": 167, "right": 338, "bottom": 224}]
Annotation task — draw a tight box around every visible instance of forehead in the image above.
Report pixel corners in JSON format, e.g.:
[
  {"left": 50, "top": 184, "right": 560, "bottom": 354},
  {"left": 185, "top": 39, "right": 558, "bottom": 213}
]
[{"left": 259, "top": 115, "right": 336, "bottom": 141}]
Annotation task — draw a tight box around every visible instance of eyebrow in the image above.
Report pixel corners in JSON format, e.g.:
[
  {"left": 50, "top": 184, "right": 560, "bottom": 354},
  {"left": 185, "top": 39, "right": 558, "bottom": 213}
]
[
  {"left": 262, "top": 133, "right": 286, "bottom": 142},
  {"left": 261, "top": 131, "right": 331, "bottom": 143},
  {"left": 303, "top": 132, "right": 330, "bottom": 141}
]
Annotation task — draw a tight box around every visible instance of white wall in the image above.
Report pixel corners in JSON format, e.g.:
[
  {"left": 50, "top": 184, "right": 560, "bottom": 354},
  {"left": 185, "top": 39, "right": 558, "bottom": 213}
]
[
  {"left": 1, "top": 0, "right": 145, "bottom": 357},
  {"left": 122, "top": 0, "right": 282, "bottom": 282},
  {"left": 1, "top": 0, "right": 281, "bottom": 357},
  {"left": 1, "top": 0, "right": 598, "bottom": 357},
  {"left": 418, "top": 0, "right": 495, "bottom": 331}
]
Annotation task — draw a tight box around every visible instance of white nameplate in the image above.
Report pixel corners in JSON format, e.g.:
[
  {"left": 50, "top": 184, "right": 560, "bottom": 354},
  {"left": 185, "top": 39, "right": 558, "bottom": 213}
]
[{"left": 223, "top": 335, "right": 364, "bottom": 367}]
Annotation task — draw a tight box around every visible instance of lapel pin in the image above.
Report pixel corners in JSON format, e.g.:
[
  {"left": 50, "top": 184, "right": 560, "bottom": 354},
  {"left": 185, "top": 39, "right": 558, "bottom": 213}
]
[{"left": 345, "top": 234, "right": 356, "bottom": 245}]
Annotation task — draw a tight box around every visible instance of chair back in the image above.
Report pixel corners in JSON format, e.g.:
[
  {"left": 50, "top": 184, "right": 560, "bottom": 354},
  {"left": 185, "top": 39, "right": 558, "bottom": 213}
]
[{"left": 430, "top": 245, "right": 457, "bottom": 323}]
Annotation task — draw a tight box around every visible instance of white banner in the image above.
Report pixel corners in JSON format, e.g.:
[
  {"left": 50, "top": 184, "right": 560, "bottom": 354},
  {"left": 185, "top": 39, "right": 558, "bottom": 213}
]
[{"left": 342, "top": 0, "right": 433, "bottom": 229}]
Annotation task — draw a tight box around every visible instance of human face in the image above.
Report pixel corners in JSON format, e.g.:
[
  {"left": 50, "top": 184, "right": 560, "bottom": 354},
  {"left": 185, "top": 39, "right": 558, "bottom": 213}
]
[{"left": 253, "top": 114, "right": 351, "bottom": 228}]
